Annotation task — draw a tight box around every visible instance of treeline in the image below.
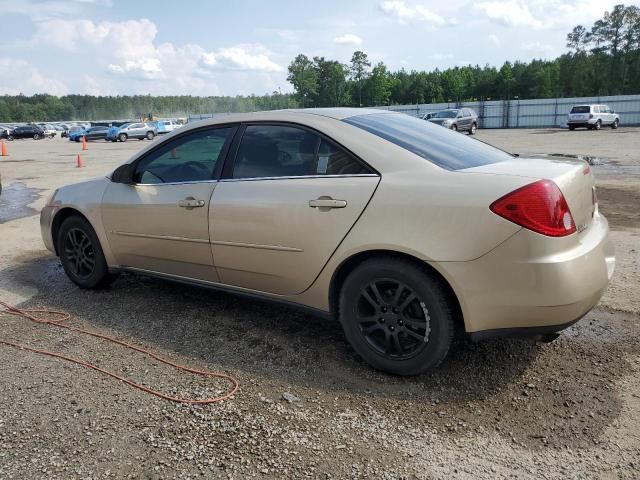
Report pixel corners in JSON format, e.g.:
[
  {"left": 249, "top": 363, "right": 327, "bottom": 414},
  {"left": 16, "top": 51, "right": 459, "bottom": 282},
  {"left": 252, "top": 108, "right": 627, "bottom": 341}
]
[
  {"left": 0, "top": 92, "right": 297, "bottom": 123},
  {"left": 287, "top": 4, "right": 640, "bottom": 107},
  {"left": 0, "top": 4, "right": 638, "bottom": 122}
]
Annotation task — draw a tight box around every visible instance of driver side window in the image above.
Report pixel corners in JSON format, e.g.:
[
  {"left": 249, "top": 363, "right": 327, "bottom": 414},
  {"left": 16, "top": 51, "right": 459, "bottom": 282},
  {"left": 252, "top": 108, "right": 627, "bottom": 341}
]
[{"left": 134, "top": 127, "right": 232, "bottom": 184}]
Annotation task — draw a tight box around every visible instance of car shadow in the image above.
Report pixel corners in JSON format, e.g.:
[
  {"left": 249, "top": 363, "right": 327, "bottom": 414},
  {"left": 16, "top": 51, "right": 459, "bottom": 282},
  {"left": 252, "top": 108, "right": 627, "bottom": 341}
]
[{"left": 4, "top": 254, "right": 541, "bottom": 401}]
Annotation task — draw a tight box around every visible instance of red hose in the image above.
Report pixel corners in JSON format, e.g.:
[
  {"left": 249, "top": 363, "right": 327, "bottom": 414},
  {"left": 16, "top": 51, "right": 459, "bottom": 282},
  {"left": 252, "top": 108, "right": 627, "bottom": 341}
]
[{"left": 0, "top": 300, "right": 239, "bottom": 404}]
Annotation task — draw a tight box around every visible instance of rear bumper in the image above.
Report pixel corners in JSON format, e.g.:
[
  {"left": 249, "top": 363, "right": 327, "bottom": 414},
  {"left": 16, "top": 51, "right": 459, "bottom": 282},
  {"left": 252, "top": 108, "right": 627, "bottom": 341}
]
[
  {"left": 568, "top": 119, "right": 596, "bottom": 127},
  {"left": 434, "top": 211, "right": 615, "bottom": 336}
]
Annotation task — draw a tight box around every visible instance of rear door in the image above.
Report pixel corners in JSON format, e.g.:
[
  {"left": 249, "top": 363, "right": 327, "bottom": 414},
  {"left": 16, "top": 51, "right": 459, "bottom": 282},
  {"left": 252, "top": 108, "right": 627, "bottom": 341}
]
[{"left": 210, "top": 123, "right": 379, "bottom": 295}]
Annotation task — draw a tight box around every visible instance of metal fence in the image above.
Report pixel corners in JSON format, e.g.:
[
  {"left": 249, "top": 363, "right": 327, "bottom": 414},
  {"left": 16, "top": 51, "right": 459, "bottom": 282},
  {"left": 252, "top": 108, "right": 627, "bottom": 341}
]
[{"left": 376, "top": 94, "right": 640, "bottom": 128}]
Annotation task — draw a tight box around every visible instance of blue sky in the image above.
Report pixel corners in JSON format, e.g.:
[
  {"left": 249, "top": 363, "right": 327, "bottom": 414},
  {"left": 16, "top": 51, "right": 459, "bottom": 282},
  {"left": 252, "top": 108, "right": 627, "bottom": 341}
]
[{"left": 0, "top": 0, "right": 632, "bottom": 96}]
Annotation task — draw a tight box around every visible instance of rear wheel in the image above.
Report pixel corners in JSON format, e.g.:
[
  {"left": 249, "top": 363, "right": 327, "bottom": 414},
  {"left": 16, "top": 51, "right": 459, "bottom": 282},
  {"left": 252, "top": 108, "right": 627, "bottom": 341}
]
[
  {"left": 57, "top": 216, "right": 115, "bottom": 289},
  {"left": 569, "top": 125, "right": 575, "bottom": 131},
  {"left": 146, "top": 131, "right": 155, "bottom": 140},
  {"left": 612, "top": 119, "right": 619, "bottom": 129},
  {"left": 594, "top": 120, "right": 602, "bottom": 130},
  {"left": 33, "top": 134, "right": 40, "bottom": 140},
  {"left": 339, "top": 258, "right": 455, "bottom": 375}
]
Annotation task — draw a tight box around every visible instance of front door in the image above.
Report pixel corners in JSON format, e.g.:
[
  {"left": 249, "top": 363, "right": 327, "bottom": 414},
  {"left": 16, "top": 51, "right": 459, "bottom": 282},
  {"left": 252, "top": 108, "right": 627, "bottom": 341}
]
[
  {"left": 102, "top": 126, "right": 234, "bottom": 281},
  {"left": 210, "top": 124, "right": 379, "bottom": 295}
]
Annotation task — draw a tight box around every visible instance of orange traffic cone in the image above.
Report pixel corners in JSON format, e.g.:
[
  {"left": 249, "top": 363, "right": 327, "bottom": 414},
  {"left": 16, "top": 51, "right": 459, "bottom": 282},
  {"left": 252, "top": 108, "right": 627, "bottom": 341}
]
[
  {"left": 76, "top": 154, "right": 84, "bottom": 168},
  {"left": 1, "top": 141, "right": 7, "bottom": 157},
  {"left": 82, "top": 136, "right": 88, "bottom": 150}
]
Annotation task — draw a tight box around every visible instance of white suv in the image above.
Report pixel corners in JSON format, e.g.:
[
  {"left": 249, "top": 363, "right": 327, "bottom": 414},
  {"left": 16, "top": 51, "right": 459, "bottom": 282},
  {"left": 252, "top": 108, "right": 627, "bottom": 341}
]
[{"left": 567, "top": 104, "right": 619, "bottom": 131}]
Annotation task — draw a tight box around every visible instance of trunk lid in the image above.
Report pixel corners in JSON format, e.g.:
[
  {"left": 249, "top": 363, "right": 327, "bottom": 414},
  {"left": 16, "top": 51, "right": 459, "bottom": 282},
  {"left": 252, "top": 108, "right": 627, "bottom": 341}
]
[{"left": 462, "top": 157, "right": 596, "bottom": 236}]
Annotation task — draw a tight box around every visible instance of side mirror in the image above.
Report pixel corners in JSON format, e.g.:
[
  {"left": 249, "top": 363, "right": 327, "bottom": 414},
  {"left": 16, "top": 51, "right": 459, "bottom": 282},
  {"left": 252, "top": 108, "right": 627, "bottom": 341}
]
[{"left": 111, "top": 163, "right": 136, "bottom": 184}]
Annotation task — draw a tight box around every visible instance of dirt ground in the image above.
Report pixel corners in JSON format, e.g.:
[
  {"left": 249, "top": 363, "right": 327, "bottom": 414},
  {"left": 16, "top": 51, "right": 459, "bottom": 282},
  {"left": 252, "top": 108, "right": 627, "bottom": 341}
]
[{"left": 0, "top": 127, "right": 639, "bottom": 479}]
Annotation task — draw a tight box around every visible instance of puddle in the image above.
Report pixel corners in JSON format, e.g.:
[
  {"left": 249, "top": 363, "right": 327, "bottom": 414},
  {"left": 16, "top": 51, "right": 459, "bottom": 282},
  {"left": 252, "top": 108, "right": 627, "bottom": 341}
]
[
  {"left": 526, "top": 152, "right": 608, "bottom": 165},
  {"left": 524, "top": 153, "right": 640, "bottom": 176},
  {"left": 0, "top": 182, "right": 44, "bottom": 223}
]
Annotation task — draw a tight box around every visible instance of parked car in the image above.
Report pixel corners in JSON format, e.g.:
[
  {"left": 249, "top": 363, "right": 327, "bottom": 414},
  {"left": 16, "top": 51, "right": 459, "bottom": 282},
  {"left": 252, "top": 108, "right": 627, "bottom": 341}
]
[
  {"left": 419, "top": 112, "right": 436, "bottom": 120},
  {"left": 156, "top": 120, "right": 182, "bottom": 134},
  {"left": 7, "top": 125, "right": 45, "bottom": 140},
  {"left": 428, "top": 108, "right": 478, "bottom": 134},
  {"left": 41, "top": 124, "right": 57, "bottom": 138},
  {"left": 106, "top": 122, "right": 157, "bottom": 142},
  {"left": 69, "top": 126, "right": 109, "bottom": 142},
  {"left": 567, "top": 105, "right": 619, "bottom": 130},
  {"left": 41, "top": 108, "right": 614, "bottom": 375},
  {"left": 0, "top": 127, "right": 9, "bottom": 140}
]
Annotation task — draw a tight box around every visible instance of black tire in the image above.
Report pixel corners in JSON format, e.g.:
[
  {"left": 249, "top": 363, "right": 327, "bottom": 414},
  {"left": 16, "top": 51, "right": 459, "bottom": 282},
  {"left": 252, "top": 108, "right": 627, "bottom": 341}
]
[
  {"left": 451, "top": 124, "right": 458, "bottom": 131},
  {"left": 469, "top": 123, "right": 477, "bottom": 135},
  {"left": 146, "top": 131, "right": 155, "bottom": 140},
  {"left": 594, "top": 120, "right": 601, "bottom": 130},
  {"left": 338, "top": 258, "right": 455, "bottom": 375},
  {"left": 33, "top": 134, "right": 40, "bottom": 140},
  {"left": 7, "top": 135, "right": 13, "bottom": 141},
  {"left": 57, "top": 216, "right": 114, "bottom": 289},
  {"left": 118, "top": 133, "right": 127, "bottom": 142},
  {"left": 569, "top": 125, "right": 575, "bottom": 131},
  {"left": 612, "top": 119, "right": 619, "bottom": 129}
]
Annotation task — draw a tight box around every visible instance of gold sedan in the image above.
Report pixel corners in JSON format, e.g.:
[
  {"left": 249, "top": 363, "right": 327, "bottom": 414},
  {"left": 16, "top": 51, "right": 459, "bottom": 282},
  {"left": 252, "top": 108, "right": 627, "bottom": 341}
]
[{"left": 41, "top": 109, "right": 615, "bottom": 375}]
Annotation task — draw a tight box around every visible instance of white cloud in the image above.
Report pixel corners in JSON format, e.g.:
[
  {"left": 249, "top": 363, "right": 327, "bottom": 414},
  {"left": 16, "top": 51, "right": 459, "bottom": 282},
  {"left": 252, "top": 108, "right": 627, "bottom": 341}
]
[
  {"left": 488, "top": 34, "right": 500, "bottom": 46},
  {"left": 474, "top": 1, "right": 542, "bottom": 28},
  {"left": 0, "top": 57, "right": 68, "bottom": 95},
  {"left": 428, "top": 53, "right": 453, "bottom": 61},
  {"left": 474, "top": 0, "right": 620, "bottom": 30},
  {"left": 380, "top": 1, "right": 450, "bottom": 26},
  {"left": 524, "top": 41, "right": 558, "bottom": 58},
  {"left": 26, "top": 18, "right": 282, "bottom": 92},
  {"left": 334, "top": 33, "right": 363, "bottom": 46}
]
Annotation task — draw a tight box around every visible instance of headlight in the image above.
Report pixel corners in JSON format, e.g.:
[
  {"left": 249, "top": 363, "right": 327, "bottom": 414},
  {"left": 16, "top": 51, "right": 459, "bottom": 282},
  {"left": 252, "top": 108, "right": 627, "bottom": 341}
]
[{"left": 443, "top": 120, "right": 452, "bottom": 125}]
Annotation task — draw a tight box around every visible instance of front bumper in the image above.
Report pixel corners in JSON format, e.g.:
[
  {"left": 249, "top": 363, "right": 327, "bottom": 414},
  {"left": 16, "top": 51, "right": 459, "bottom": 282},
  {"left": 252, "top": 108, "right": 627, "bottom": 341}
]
[
  {"left": 435, "top": 211, "right": 615, "bottom": 336},
  {"left": 40, "top": 205, "right": 58, "bottom": 253}
]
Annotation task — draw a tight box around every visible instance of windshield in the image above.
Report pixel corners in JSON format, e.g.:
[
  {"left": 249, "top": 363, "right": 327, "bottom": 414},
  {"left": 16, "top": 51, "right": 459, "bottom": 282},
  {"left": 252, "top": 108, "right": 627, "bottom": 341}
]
[
  {"left": 343, "top": 113, "right": 510, "bottom": 171},
  {"left": 570, "top": 106, "right": 590, "bottom": 113},
  {"left": 434, "top": 110, "right": 458, "bottom": 118}
]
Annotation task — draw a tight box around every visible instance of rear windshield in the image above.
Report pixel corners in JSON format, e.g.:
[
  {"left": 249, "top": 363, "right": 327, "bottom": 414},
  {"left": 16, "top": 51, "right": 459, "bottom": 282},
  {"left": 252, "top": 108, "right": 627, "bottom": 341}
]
[
  {"left": 343, "top": 113, "right": 510, "bottom": 170},
  {"left": 570, "top": 106, "right": 591, "bottom": 113}
]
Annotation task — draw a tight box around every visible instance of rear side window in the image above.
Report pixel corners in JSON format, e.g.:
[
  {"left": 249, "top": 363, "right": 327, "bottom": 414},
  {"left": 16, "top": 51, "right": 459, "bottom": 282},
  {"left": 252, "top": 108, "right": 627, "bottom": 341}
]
[
  {"left": 570, "top": 106, "right": 591, "bottom": 114},
  {"left": 231, "top": 125, "right": 372, "bottom": 179},
  {"left": 343, "top": 113, "right": 510, "bottom": 170}
]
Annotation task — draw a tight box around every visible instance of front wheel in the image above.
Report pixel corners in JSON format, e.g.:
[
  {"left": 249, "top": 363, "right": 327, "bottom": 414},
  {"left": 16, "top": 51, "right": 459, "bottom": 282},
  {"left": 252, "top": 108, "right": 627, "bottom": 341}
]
[
  {"left": 469, "top": 123, "right": 477, "bottom": 135},
  {"left": 612, "top": 119, "right": 619, "bottom": 129},
  {"left": 451, "top": 124, "right": 458, "bottom": 131},
  {"left": 339, "top": 258, "right": 455, "bottom": 375},
  {"left": 594, "top": 120, "right": 602, "bottom": 130},
  {"left": 57, "top": 216, "right": 114, "bottom": 289},
  {"left": 118, "top": 133, "right": 127, "bottom": 142}
]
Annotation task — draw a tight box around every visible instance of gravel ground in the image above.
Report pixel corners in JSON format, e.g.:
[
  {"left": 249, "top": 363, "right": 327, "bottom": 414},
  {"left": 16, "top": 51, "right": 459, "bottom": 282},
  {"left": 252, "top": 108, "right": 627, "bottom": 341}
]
[{"left": 0, "top": 129, "right": 639, "bottom": 479}]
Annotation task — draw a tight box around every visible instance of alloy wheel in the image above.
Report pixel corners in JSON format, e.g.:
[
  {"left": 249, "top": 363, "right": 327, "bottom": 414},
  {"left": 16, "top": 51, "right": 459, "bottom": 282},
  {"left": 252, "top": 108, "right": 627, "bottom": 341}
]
[
  {"left": 64, "top": 228, "right": 96, "bottom": 278},
  {"left": 356, "top": 279, "right": 431, "bottom": 359}
]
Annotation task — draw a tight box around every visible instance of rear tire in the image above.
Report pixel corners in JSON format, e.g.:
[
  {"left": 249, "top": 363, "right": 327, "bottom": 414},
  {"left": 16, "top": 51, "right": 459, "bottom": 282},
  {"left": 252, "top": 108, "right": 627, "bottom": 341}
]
[
  {"left": 451, "top": 124, "right": 458, "bottom": 131},
  {"left": 594, "top": 120, "right": 602, "bottom": 130},
  {"left": 33, "top": 134, "right": 40, "bottom": 140},
  {"left": 57, "top": 216, "right": 114, "bottom": 289},
  {"left": 612, "top": 119, "right": 619, "bottom": 129},
  {"left": 146, "top": 131, "right": 155, "bottom": 140},
  {"left": 568, "top": 125, "right": 575, "bottom": 131},
  {"left": 338, "top": 258, "right": 455, "bottom": 375}
]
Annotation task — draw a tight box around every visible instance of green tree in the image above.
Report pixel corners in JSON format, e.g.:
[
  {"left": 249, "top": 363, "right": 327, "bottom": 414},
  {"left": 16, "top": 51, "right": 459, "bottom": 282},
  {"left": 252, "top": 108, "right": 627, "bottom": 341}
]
[
  {"left": 349, "top": 51, "right": 371, "bottom": 107},
  {"left": 287, "top": 54, "right": 318, "bottom": 108}
]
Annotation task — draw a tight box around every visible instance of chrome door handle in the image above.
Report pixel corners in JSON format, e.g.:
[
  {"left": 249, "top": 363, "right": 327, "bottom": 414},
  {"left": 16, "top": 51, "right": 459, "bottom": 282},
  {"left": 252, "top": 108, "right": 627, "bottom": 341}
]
[
  {"left": 309, "top": 198, "right": 347, "bottom": 208},
  {"left": 178, "top": 198, "right": 206, "bottom": 208}
]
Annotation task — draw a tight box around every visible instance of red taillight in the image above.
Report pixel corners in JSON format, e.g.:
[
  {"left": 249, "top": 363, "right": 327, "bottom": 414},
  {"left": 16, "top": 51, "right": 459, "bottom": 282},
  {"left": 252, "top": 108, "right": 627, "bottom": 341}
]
[{"left": 490, "top": 180, "right": 576, "bottom": 237}]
